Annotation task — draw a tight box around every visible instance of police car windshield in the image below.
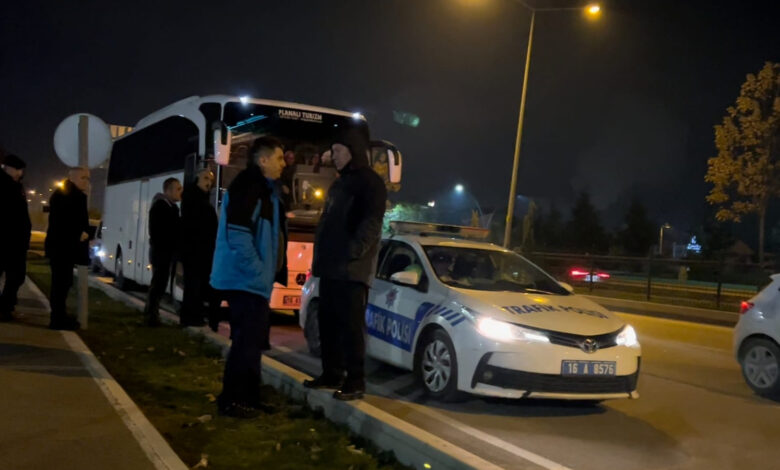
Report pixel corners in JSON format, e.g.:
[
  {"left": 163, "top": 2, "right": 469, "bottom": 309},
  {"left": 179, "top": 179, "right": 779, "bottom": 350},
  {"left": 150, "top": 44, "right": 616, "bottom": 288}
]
[{"left": 423, "top": 246, "right": 569, "bottom": 295}]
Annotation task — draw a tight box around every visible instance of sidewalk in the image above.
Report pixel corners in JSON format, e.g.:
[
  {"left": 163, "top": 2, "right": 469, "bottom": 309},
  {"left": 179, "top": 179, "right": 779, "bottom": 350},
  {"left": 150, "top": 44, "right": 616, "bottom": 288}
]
[{"left": 0, "top": 278, "right": 184, "bottom": 470}]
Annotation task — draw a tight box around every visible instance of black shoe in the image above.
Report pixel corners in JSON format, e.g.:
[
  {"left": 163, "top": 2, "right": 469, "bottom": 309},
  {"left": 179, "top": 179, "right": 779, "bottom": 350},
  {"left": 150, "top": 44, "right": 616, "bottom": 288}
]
[
  {"left": 333, "top": 381, "right": 365, "bottom": 401},
  {"left": 218, "top": 402, "right": 261, "bottom": 419},
  {"left": 49, "top": 316, "right": 80, "bottom": 331},
  {"left": 146, "top": 315, "right": 161, "bottom": 327},
  {"left": 303, "top": 375, "right": 344, "bottom": 390}
]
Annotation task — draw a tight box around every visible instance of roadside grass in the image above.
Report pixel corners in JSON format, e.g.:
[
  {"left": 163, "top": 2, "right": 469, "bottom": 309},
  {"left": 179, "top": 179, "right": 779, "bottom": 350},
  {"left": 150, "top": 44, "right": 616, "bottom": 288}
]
[{"left": 26, "top": 256, "right": 409, "bottom": 470}]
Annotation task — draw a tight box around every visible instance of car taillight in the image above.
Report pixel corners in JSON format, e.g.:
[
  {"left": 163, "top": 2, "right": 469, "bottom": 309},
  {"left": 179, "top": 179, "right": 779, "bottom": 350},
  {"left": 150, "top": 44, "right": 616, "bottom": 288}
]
[
  {"left": 740, "top": 301, "right": 754, "bottom": 314},
  {"left": 597, "top": 272, "right": 611, "bottom": 279},
  {"left": 570, "top": 269, "right": 588, "bottom": 277}
]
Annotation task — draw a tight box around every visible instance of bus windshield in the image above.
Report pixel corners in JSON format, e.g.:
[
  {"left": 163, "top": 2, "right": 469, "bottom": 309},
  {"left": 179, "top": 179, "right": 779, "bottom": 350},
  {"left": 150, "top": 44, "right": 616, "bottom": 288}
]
[{"left": 219, "top": 101, "right": 370, "bottom": 226}]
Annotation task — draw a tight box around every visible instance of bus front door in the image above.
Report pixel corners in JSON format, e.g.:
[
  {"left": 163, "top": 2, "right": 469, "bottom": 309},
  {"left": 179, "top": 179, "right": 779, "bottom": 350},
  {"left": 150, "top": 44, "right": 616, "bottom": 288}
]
[{"left": 134, "top": 179, "right": 153, "bottom": 285}]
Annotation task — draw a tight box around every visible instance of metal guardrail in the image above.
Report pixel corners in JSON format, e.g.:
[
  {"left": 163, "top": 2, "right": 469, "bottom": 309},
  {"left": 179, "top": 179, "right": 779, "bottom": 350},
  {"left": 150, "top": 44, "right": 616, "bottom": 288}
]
[{"left": 525, "top": 252, "right": 771, "bottom": 310}]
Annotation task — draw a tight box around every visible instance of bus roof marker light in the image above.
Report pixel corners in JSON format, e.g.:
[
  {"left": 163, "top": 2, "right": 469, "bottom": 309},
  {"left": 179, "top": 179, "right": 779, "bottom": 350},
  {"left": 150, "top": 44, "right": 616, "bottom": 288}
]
[
  {"left": 240, "top": 96, "right": 250, "bottom": 105},
  {"left": 352, "top": 112, "right": 363, "bottom": 120}
]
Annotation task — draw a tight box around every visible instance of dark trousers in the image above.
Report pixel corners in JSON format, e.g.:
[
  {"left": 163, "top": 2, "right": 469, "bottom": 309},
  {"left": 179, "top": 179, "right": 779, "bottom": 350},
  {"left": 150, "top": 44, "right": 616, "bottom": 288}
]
[
  {"left": 49, "top": 259, "right": 74, "bottom": 322},
  {"left": 0, "top": 253, "right": 26, "bottom": 314},
  {"left": 318, "top": 278, "right": 368, "bottom": 385},
  {"left": 219, "top": 290, "right": 270, "bottom": 408},
  {"left": 145, "top": 250, "right": 174, "bottom": 319},
  {"left": 181, "top": 258, "right": 218, "bottom": 325}
]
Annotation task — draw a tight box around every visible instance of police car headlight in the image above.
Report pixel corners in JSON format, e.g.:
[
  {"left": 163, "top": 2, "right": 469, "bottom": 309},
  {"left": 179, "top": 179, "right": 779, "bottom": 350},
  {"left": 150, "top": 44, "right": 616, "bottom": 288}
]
[
  {"left": 477, "top": 317, "right": 550, "bottom": 343},
  {"left": 97, "top": 250, "right": 106, "bottom": 259},
  {"left": 616, "top": 325, "right": 639, "bottom": 347}
]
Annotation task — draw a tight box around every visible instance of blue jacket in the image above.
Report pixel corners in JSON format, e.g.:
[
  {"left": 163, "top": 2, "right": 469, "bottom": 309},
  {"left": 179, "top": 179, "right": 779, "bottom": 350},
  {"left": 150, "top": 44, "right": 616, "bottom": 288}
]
[{"left": 210, "top": 171, "right": 286, "bottom": 298}]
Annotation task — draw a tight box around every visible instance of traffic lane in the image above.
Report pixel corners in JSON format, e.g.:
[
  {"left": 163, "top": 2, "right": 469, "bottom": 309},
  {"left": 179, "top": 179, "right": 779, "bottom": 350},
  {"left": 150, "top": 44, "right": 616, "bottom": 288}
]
[
  {"left": 613, "top": 312, "right": 753, "bottom": 400},
  {"left": 267, "top": 324, "right": 684, "bottom": 470},
  {"left": 267, "top": 314, "right": 780, "bottom": 470}
]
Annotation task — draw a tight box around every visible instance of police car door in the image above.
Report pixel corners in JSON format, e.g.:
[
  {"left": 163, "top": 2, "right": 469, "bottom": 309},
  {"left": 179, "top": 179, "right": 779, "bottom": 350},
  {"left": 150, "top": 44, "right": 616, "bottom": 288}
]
[{"left": 366, "top": 241, "right": 443, "bottom": 370}]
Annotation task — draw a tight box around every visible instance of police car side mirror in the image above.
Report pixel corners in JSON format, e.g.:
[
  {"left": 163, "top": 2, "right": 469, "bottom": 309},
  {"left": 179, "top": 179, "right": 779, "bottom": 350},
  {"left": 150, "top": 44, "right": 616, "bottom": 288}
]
[
  {"left": 559, "top": 282, "right": 575, "bottom": 294},
  {"left": 390, "top": 270, "right": 420, "bottom": 287}
]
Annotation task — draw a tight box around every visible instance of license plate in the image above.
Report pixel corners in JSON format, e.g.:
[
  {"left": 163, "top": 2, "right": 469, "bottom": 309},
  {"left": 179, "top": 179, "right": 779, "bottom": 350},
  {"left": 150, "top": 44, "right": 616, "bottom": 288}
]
[
  {"left": 283, "top": 295, "right": 301, "bottom": 307},
  {"left": 561, "top": 360, "right": 616, "bottom": 376}
]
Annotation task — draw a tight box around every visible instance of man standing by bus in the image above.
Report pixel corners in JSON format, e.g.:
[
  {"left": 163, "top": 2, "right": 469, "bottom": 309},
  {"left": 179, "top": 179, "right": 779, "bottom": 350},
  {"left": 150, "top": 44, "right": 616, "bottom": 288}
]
[
  {"left": 210, "top": 137, "right": 287, "bottom": 418},
  {"left": 304, "top": 129, "right": 387, "bottom": 401},
  {"left": 0, "top": 155, "right": 31, "bottom": 322},
  {"left": 180, "top": 169, "right": 218, "bottom": 328},
  {"left": 144, "top": 177, "right": 182, "bottom": 326},
  {"left": 46, "top": 167, "right": 91, "bottom": 330}
]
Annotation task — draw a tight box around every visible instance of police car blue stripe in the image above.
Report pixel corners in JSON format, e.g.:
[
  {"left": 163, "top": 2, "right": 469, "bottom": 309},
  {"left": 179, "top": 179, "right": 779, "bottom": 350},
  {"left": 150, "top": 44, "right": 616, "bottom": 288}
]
[
  {"left": 442, "top": 310, "right": 460, "bottom": 321},
  {"left": 451, "top": 317, "right": 466, "bottom": 327}
]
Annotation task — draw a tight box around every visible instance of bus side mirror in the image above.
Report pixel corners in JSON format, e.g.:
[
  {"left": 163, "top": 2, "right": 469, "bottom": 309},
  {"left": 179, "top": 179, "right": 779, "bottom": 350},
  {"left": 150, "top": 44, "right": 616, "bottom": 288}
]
[
  {"left": 387, "top": 148, "right": 402, "bottom": 184},
  {"left": 213, "top": 122, "right": 231, "bottom": 166}
]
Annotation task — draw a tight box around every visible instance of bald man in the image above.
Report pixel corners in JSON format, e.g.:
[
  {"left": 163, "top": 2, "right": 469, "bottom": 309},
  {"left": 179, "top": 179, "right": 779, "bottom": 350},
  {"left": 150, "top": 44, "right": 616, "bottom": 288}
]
[{"left": 45, "top": 167, "right": 91, "bottom": 330}]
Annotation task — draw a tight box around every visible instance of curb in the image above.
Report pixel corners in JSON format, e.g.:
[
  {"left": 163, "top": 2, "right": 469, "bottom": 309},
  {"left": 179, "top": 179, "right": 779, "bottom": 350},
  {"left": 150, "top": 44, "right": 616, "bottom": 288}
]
[
  {"left": 87, "top": 277, "right": 504, "bottom": 470},
  {"left": 584, "top": 295, "right": 739, "bottom": 327},
  {"left": 24, "top": 277, "right": 189, "bottom": 470}
]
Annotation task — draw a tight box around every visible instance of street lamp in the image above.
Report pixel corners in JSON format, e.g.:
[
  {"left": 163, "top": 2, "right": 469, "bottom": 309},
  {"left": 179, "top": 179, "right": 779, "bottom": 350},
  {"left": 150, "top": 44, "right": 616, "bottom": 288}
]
[
  {"left": 502, "top": 1, "right": 602, "bottom": 248},
  {"left": 427, "top": 201, "right": 436, "bottom": 208},
  {"left": 454, "top": 184, "right": 483, "bottom": 218},
  {"left": 659, "top": 223, "right": 671, "bottom": 256}
]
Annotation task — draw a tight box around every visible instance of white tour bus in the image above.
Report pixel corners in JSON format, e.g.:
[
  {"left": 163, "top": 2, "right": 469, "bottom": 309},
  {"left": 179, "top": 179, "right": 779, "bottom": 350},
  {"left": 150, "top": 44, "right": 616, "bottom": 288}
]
[{"left": 101, "top": 94, "right": 401, "bottom": 311}]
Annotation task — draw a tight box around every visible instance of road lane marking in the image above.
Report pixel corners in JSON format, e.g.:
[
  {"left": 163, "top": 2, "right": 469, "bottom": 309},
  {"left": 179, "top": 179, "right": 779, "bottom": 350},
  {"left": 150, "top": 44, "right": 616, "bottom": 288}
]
[
  {"left": 404, "top": 402, "right": 573, "bottom": 470},
  {"left": 275, "top": 345, "right": 571, "bottom": 468}
]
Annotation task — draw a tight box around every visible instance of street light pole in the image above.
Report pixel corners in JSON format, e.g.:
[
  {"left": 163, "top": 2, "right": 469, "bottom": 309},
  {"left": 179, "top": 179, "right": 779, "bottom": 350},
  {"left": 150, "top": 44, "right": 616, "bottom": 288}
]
[
  {"left": 503, "top": 9, "right": 535, "bottom": 248},
  {"left": 659, "top": 223, "right": 671, "bottom": 256},
  {"left": 501, "top": 2, "right": 601, "bottom": 248}
]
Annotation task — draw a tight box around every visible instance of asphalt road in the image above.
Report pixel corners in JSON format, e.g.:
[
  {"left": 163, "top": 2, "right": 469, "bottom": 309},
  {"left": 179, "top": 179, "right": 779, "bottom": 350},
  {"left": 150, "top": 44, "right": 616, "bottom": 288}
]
[{"left": 262, "top": 310, "right": 780, "bottom": 470}]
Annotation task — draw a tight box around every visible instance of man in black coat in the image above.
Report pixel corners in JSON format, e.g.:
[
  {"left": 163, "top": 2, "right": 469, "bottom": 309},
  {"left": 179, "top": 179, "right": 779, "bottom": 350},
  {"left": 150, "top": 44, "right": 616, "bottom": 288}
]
[
  {"left": 46, "top": 167, "right": 91, "bottom": 330},
  {"left": 304, "top": 128, "right": 387, "bottom": 400},
  {"left": 0, "top": 155, "right": 32, "bottom": 321},
  {"left": 144, "top": 177, "right": 182, "bottom": 326},
  {"left": 180, "top": 169, "right": 219, "bottom": 328}
]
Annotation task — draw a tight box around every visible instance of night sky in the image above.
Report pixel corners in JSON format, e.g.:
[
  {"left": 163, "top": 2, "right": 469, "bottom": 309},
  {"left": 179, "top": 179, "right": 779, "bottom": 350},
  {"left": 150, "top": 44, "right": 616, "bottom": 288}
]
[{"left": 2, "top": 0, "right": 778, "bottom": 234}]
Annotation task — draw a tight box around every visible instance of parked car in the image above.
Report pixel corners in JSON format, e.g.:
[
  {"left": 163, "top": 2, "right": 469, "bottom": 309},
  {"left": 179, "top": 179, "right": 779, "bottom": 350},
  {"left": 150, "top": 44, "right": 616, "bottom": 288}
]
[
  {"left": 734, "top": 274, "right": 780, "bottom": 399},
  {"left": 568, "top": 267, "right": 611, "bottom": 283},
  {"left": 300, "top": 222, "right": 641, "bottom": 402}
]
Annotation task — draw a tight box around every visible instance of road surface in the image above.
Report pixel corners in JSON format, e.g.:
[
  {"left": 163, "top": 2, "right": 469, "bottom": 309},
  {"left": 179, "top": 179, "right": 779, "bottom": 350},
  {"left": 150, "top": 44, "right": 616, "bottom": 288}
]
[{"left": 262, "top": 310, "right": 779, "bottom": 470}]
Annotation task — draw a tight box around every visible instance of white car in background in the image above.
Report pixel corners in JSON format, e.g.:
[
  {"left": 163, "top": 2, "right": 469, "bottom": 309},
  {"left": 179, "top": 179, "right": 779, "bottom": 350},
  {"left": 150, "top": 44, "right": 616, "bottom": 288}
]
[
  {"left": 734, "top": 274, "right": 780, "bottom": 399},
  {"left": 300, "top": 222, "right": 641, "bottom": 402}
]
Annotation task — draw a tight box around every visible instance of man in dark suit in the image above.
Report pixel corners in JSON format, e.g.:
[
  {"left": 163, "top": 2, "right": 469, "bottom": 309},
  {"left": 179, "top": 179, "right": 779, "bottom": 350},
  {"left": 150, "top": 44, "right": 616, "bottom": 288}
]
[
  {"left": 46, "top": 167, "right": 91, "bottom": 330},
  {"left": 0, "top": 154, "right": 31, "bottom": 322},
  {"left": 144, "top": 177, "right": 182, "bottom": 326}
]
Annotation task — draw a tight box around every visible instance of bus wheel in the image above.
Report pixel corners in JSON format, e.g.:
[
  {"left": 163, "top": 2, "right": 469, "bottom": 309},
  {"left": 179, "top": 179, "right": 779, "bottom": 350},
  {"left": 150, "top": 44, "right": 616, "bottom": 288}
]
[{"left": 114, "top": 251, "right": 126, "bottom": 290}]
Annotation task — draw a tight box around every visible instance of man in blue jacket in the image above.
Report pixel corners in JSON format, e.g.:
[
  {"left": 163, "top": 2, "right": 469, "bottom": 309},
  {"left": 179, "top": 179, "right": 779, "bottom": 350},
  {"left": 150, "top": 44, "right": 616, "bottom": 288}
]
[{"left": 210, "top": 136, "right": 287, "bottom": 418}]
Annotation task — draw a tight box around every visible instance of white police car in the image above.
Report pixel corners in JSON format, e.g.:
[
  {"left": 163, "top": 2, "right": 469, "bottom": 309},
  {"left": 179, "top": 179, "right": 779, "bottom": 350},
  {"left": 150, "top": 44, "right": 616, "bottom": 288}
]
[{"left": 300, "top": 222, "right": 641, "bottom": 401}]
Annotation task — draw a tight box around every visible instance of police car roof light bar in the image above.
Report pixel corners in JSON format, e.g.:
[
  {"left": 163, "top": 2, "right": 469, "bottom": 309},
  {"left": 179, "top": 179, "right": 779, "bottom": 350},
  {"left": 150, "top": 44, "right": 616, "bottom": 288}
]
[{"left": 389, "top": 221, "right": 490, "bottom": 240}]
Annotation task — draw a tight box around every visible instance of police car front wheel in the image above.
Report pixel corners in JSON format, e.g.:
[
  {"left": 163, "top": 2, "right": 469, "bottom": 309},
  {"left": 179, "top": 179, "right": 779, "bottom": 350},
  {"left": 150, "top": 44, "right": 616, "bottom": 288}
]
[{"left": 416, "top": 329, "right": 460, "bottom": 401}]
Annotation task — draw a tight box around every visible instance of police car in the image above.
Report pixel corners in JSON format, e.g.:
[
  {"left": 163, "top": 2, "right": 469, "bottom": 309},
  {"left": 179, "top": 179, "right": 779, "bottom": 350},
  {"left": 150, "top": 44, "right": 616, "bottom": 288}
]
[{"left": 299, "top": 222, "right": 641, "bottom": 401}]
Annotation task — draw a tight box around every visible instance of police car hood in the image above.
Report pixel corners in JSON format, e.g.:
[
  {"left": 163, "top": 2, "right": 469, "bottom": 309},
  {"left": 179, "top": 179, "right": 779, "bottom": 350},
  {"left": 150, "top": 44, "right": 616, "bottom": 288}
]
[{"left": 455, "top": 289, "right": 624, "bottom": 336}]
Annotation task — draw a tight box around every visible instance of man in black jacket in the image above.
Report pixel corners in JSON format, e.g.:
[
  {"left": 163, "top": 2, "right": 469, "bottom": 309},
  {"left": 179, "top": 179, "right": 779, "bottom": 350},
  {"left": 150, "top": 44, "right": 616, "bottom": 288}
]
[
  {"left": 0, "top": 155, "right": 32, "bottom": 321},
  {"left": 46, "top": 167, "right": 91, "bottom": 330},
  {"left": 144, "top": 177, "right": 182, "bottom": 326},
  {"left": 180, "top": 169, "right": 218, "bottom": 328},
  {"left": 304, "top": 128, "right": 387, "bottom": 400}
]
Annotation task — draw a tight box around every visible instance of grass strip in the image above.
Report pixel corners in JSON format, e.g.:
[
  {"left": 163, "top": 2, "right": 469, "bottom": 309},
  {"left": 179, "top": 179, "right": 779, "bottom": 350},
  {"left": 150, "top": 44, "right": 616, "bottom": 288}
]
[{"left": 26, "top": 256, "right": 409, "bottom": 470}]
